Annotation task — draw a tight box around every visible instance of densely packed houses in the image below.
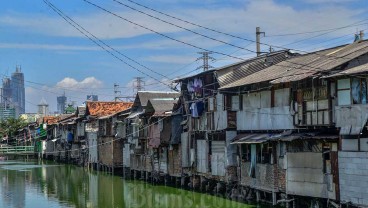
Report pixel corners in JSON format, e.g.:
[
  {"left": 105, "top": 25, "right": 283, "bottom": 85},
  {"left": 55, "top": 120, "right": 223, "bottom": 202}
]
[{"left": 15, "top": 39, "right": 368, "bottom": 207}]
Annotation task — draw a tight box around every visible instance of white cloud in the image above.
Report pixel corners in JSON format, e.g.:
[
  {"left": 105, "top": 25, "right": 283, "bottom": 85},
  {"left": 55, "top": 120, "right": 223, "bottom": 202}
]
[
  {"left": 56, "top": 77, "right": 103, "bottom": 89},
  {"left": 0, "top": 1, "right": 364, "bottom": 55}
]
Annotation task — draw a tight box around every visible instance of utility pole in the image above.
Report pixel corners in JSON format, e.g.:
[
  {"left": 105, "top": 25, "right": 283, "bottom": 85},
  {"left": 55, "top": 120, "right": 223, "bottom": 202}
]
[
  {"left": 256, "top": 27, "right": 265, "bottom": 57},
  {"left": 197, "top": 51, "right": 215, "bottom": 72},
  {"left": 360, "top": 30, "right": 364, "bottom": 41},
  {"left": 114, "top": 83, "right": 121, "bottom": 102}
]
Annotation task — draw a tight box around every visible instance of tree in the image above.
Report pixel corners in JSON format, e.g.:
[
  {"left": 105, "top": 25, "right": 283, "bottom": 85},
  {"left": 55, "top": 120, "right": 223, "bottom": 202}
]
[{"left": 0, "top": 118, "right": 28, "bottom": 142}]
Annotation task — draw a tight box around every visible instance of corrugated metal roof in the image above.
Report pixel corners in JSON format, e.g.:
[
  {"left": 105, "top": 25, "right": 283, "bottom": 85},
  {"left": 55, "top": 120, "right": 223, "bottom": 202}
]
[
  {"left": 147, "top": 98, "right": 177, "bottom": 116},
  {"left": 324, "top": 62, "right": 368, "bottom": 78},
  {"left": 221, "top": 40, "right": 368, "bottom": 88},
  {"left": 135, "top": 91, "right": 179, "bottom": 107},
  {"left": 173, "top": 69, "right": 216, "bottom": 82},
  {"left": 216, "top": 50, "right": 292, "bottom": 89}
]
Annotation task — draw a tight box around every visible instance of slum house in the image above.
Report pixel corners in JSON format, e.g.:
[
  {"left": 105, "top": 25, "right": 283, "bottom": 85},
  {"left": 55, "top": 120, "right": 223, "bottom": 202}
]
[
  {"left": 36, "top": 116, "right": 60, "bottom": 159},
  {"left": 126, "top": 91, "right": 179, "bottom": 180},
  {"left": 75, "top": 106, "right": 88, "bottom": 166},
  {"left": 97, "top": 107, "right": 131, "bottom": 173},
  {"left": 175, "top": 50, "right": 293, "bottom": 192},
  {"left": 144, "top": 98, "right": 179, "bottom": 182},
  {"left": 322, "top": 50, "right": 368, "bottom": 206},
  {"left": 14, "top": 122, "right": 37, "bottom": 147},
  {"left": 222, "top": 39, "right": 368, "bottom": 206},
  {"left": 84, "top": 101, "right": 132, "bottom": 171},
  {"left": 52, "top": 114, "right": 79, "bottom": 163}
]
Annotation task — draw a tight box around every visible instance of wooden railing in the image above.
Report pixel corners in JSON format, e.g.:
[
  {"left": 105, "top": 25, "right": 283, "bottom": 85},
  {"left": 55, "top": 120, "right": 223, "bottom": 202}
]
[{"left": 0, "top": 146, "right": 34, "bottom": 155}]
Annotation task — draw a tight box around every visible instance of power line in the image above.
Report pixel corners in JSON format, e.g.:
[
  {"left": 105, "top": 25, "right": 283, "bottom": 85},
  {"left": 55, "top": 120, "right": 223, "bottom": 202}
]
[
  {"left": 81, "top": 0, "right": 247, "bottom": 61},
  {"left": 43, "top": 0, "right": 175, "bottom": 91},
  {"left": 265, "top": 22, "right": 367, "bottom": 37},
  {"left": 112, "top": 0, "right": 257, "bottom": 54},
  {"left": 119, "top": 0, "right": 368, "bottom": 59},
  {"left": 55, "top": 0, "right": 367, "bottom": 85}
]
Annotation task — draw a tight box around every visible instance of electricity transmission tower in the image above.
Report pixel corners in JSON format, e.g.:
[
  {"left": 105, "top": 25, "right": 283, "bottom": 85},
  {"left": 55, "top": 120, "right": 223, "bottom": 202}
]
[{"left": 197, "top": 52, "right": 215, "bottom": 72}]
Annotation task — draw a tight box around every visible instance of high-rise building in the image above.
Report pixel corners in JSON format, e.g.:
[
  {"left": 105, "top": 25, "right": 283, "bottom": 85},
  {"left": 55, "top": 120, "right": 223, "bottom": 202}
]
[
  {"left": 10, "top": 66, "right": 25, "bottom": 116},
  {"left": 0, "top": 103, "right": 16, "bottom": 121},
  {"left": 57, "top": 93, "right": 67, "bottom": 114},
  {"left": 38, "top": 98, "right": 49, "bottom": 116},
  {"left": 87, "top": 95, "right": 98, "bottom": 101},
  {"left": 2, "top": 77, "right": 12, "bottom": 104}
]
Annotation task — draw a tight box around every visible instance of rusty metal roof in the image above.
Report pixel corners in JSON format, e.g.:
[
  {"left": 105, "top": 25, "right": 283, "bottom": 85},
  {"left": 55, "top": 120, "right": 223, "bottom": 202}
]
[
  {"left": 220, "top": 40, "right": 368, "bottom": 87},
  {"left": 86, "top": 101, "right": 133, "bottom": 117},
  {"left": 42, "top": 116, "right": 60, "bottom": 125},
  {"left": 216, "top": 50, "right": 292, "bottom": 89}
]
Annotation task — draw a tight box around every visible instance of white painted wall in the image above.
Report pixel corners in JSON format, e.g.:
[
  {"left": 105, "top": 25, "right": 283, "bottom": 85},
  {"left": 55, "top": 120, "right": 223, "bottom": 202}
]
[
  {"left": 87, "top": 132, "right": 98, "bottom": 163},
  {"left": 335, "top": 105, "right": 368, "bottom": 134},
  {"left": 237, "top": 89, "right": 294, "bottom": 130},
  {"left": 214, "top": 93, "right": 228, "bottom": 131},
  {"left": 237, "top": 106, "right": 294, "bottom": 130},
  {"left": 197, "top": 140, "right": 208, "bottom": 173}
]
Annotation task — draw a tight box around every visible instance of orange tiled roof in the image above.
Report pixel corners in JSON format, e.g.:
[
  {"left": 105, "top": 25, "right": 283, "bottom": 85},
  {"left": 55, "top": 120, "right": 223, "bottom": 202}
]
[{"left": 86, "top": 101, "right": 132, "bottom": 117}]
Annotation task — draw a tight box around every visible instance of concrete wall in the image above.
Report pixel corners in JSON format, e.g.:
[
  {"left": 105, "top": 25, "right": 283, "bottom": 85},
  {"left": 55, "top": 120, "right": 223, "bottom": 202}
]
[
  {"left": 286, "top": 152, "right": 335, "bottom": 199},
  {"left": 98, "top": 136, "right": 124, "bottom": 167},
  {"left": 339, "top": 151, "right": 368, "bottom": 206}
]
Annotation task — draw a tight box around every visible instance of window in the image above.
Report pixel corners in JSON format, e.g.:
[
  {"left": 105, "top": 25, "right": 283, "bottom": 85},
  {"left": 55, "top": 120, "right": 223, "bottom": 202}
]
[
  {"left": 231, "top": 95, "right": 240, "bottom": 111},
  {"left": 337, "top": 79, "right": 351, "bottom": 105},
  {"left": 351, "top": 78, "right": 367, "bottom": 104},
  {"left": 338, "top": 78, "right": 367, "bottom": 105}
]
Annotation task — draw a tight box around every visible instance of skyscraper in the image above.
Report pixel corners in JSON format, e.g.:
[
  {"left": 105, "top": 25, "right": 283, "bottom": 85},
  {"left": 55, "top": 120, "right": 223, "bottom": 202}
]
[
  {"left": 2, "top": 78, "right": 12, "bottom": 104},
  {"left": 57, "top": 93, "right": 67, "bottom": 114},
  {"left": 10, "top": 66, "right": 25, "bottom": 116}
]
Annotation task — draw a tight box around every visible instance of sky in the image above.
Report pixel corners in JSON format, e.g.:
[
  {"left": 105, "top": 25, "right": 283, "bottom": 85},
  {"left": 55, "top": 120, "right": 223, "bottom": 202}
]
[{"left": 0, "top": 0, "right": 367, "bottom": 113}]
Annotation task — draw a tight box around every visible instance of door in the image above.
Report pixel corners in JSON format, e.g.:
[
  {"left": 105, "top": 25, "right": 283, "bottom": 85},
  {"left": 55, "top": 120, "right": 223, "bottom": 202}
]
[{"left": 211, "top": 141, "right": 226, "bottom": 176}]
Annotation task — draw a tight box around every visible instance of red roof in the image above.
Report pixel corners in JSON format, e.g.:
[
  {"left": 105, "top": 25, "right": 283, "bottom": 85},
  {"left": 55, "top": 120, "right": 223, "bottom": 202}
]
[{"left": 86, "top": 101, "right": 132, "bottom": 117}]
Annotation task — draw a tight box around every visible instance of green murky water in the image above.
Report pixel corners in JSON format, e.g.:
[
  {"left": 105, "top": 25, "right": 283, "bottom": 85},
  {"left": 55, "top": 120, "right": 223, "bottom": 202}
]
[{"left": 0, "top": 160, "right": 261, "bottom": 208}]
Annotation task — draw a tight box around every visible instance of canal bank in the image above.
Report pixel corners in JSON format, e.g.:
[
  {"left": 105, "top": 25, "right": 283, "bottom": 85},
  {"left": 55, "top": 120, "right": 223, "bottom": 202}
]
[{"left": 0, "top": 160, "right": 264, "bottom": 208}]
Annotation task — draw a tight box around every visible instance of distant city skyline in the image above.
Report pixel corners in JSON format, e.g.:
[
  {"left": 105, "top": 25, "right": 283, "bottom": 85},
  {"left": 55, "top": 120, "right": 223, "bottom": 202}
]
[{"left": 0, "top": 66, "right": 25, "bottom": 120}]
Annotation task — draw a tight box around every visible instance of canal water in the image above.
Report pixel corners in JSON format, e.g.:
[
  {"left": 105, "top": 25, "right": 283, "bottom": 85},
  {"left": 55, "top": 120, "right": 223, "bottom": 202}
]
[{"left": 0, "top": 160, "right": 262, "bottom": 208}]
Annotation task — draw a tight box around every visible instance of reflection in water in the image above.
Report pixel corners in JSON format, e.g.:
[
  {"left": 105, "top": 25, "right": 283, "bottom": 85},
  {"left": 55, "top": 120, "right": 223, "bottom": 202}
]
[{"left": 0, "top": 161, "right": 257, "bottom": 208}]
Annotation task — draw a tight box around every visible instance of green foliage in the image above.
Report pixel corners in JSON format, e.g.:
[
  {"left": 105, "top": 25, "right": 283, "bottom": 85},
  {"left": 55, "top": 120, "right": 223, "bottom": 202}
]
[{"left": 0, "top": 117, "right": 28, "bottom": 138}]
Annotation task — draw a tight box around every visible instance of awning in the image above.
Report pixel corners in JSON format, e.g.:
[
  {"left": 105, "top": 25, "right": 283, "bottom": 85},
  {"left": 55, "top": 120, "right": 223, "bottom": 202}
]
[
  {"left": 231, "top": 134, "right": 271, "bottom": 144},
  {"left": 127, "top": 111, "right": 144, "bottom": 119},
  {"left": 231, "top": 132, "right": 338, "bottom": 143},
  {"left": 280, "top": 133, "right": 338, "bottom": 141}
]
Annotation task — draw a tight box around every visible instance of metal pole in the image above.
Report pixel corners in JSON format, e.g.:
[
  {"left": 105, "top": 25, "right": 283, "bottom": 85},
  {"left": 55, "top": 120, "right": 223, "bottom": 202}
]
[{"left": 256, "top": 27, "right": 265, "bottom": 57}]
